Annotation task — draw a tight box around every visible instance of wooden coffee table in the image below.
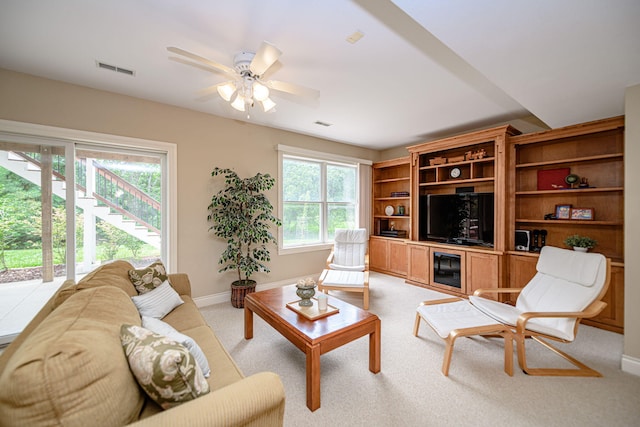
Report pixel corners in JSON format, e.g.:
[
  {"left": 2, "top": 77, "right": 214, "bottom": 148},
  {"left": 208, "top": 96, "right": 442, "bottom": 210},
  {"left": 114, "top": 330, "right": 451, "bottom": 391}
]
[{"left": 244, "top": 285, "right": 381, "bottom": 411}]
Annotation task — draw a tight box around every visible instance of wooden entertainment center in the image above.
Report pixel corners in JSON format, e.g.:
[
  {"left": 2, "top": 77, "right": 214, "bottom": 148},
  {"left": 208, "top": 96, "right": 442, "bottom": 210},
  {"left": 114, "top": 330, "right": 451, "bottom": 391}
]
[{"left": 370, "top": 116, "right": 625, "bottom": 333}]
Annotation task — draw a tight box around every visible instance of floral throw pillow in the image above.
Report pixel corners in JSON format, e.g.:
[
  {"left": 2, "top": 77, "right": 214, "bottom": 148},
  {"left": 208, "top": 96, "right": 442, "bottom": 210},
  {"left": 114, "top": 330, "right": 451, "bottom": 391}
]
[
  {"left": 141, "top": 316, "right": 211, "bottom": 378},
  {"left": 128, "top": 261, "right": 168, "bottom": 294},
  {"left": 120, "top": 324, "right": 210, "bottom": 409}
]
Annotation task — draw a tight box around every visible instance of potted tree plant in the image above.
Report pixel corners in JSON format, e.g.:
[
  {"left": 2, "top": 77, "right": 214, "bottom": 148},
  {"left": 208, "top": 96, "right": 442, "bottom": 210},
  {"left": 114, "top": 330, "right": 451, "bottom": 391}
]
[
  {"left": 207, "top": 167, "right": 281, "bottom": 308},
  {"left": 563, "top": 234, "right": 597, "bottom": 252}
]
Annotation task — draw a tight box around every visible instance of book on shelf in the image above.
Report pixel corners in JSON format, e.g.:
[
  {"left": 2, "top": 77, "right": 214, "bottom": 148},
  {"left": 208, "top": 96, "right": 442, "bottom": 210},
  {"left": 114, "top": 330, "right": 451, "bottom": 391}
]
[{"left": 390, "top": 191, "right": 409, "bottom": 197}]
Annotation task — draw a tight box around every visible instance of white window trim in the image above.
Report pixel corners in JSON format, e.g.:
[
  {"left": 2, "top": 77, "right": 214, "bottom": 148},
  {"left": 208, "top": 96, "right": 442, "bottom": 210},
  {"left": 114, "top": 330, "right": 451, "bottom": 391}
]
[
  {"left": 0, "top": 119, "right": 178, "bottom": 271},
  {"left": 277, "top": 144, "right": 371, "bottom": 255}
]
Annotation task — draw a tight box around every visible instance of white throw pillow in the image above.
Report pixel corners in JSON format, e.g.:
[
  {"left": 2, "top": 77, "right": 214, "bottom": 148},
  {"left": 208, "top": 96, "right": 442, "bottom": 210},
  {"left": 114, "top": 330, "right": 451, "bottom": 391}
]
[
  {"left": 131, "top": 280, "right": 183, "bottom": 319},
  {"left": 142, "top": 316, "right": 211, "bottom": 378}
]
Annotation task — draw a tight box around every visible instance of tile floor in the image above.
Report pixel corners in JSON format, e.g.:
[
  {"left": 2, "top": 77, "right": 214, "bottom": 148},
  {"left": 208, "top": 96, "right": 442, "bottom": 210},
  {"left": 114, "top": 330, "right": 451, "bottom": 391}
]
[{"left": 0, "top": 278, "right": 65, "bottom": 346}]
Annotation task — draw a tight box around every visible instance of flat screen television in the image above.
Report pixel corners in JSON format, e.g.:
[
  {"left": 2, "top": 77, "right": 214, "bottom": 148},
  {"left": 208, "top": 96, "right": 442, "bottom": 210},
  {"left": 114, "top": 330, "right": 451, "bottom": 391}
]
[{"left": 419, "top": 192, "right": 494, "bottom": 246}]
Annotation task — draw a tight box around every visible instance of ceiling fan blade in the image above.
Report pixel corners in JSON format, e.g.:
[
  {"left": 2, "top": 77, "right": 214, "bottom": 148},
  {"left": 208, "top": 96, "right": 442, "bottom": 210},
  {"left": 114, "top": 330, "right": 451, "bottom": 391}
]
[
  {"left": 250, "top": 41, "right": 282, "bottom": 76},
  {"left": 197, "top": 81, "right": 229, "bottom": 97},
  {"left": 168, "top": 56, "right": 228, "bottom": 76},
  {"left": 266, "top": 80, "right": 320, "bottom": 100},
  {"left": 167, "top": 46, "right": 236, "bottom": 77}
]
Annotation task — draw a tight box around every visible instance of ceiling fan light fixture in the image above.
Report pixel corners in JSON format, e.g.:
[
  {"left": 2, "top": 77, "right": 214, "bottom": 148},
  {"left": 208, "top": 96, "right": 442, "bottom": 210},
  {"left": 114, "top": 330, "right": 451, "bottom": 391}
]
[
  {"left": 261, "top": 98, "right": 276, "bottom": 112},
  {"left": 231, "top": 95, "right": 246, "bottom": 111},
  {"left": 253, "top": 82, "right": 270, "bottom": 101},
  {"left": 217, "top": 82, "right": 236, "bottom": 101}
]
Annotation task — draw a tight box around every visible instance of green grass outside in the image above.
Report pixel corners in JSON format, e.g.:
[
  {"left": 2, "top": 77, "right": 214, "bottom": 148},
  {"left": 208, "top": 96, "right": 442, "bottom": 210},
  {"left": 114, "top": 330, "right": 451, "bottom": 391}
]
[{"left": 2, "top": 244, "right": 160, "bottom": 268}]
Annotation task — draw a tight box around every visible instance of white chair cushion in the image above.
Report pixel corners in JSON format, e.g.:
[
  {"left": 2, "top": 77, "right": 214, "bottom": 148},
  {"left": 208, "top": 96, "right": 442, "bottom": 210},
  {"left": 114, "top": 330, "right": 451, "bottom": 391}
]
[
  {"left": 478, "top": 246, "right": 608, "bottom": 341},
  {"left": 332, "top": 228, "right": 367, "bottom": 270},
  {"left": 470, "top": 290, "right": 580, "bottom": 341},
  {"left": 417, "top": 300, "right": 500, "bottom": 339},
  {"left": 334, "top": 228, "right": 368, "bottom": 244},
  {"left": 322, "top": 270, "right": 365, "bottom": 288},
  {"left": 536, "top": 246, "right": 605, "bottom": 287},
  {"left": 328, "top": 263, "right": 365, "bottom": 271}
]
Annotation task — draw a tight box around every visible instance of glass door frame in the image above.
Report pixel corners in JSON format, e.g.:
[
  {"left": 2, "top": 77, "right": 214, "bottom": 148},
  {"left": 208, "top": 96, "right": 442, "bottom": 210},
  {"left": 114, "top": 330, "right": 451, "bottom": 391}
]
[{"left": 0, "top": 119, "right": 177, "bottom": 274}]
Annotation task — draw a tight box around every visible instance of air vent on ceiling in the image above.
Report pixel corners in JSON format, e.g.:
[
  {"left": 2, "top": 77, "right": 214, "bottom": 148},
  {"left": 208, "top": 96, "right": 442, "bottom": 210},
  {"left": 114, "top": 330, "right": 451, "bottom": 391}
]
[
  {"left": 314, "top": 120, "right": 332, "bottom": 127},
  {"left": 96, "top": 61, "right": 135, "bottom": 76}
]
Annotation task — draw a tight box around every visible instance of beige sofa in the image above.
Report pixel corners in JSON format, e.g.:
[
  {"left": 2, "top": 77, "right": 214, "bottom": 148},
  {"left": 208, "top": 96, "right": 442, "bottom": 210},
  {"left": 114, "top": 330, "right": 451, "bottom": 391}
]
[{"left": 0, "top": 260, "right": 285, "bottom": 426}]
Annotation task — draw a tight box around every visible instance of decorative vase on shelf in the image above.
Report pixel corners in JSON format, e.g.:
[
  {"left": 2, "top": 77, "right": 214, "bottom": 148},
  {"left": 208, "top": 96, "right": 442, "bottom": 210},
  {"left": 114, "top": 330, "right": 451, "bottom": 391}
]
[
  {"left": 296, "top": 278, "right": 317, "bottom": 307},
  {"left": 573, "top": 247, "right": 589, "bottom": 253}
]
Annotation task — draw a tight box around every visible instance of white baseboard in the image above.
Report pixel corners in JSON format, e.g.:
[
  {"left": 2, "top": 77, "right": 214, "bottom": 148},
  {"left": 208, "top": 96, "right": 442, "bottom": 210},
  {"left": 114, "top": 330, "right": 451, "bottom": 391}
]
[
  {"left": 621, "top": 354, "right": 640, "bottom": 376},
  {"left": 193, "top": 275, "right": 314, "bottom": 308}
]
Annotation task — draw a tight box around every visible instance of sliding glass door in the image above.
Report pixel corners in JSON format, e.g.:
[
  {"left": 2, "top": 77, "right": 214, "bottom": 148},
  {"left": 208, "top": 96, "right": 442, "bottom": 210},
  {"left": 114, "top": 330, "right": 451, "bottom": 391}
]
[
  {"left": 74, "top": 146, "right": 163, "bottom": 272},
  {"left": 0, "top": 128, "right": 171, "bottom": 345}
]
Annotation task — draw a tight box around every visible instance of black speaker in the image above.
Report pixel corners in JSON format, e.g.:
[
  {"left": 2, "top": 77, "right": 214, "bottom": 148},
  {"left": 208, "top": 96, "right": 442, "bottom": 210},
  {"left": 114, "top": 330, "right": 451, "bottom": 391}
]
[{"left": 515, "top": 230, "right": 530, "bottom": 251}]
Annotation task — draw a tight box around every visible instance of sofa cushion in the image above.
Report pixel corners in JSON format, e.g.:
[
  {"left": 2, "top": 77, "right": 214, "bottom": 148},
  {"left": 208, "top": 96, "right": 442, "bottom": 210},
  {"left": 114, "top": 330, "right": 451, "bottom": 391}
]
[
  {"left": 142, "top": 316, "right": 211, "bottom": 378},
  {"left": 120, "top": 325, "right": 210, "bottom": 409},
  {"left": 0, "top": 286, "right": 144, "bottom": 427},
  {"left": 128, "top": 260, "right": 168, "bottom": 294},
  {"left": 161, "top": 295, "right": 208, "bottom": 331},
  {"left": 52, "top": 260, "right": 138, "bottom": 309},
  {"left": 181, "top": 325, "right": 245, "bottom": 391},
  {"left": 131, "top": 280, "right": 184, "bottom": 319},
  {"left": 53, "top": 259, "right": 139, "bottom": 309}
]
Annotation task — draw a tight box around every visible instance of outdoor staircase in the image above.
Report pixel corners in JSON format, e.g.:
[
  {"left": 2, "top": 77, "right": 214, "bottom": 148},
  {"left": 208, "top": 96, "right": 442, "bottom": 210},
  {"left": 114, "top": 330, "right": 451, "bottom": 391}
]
[{"left": 0, "top": 151, "right": 161, "bottom": 248}]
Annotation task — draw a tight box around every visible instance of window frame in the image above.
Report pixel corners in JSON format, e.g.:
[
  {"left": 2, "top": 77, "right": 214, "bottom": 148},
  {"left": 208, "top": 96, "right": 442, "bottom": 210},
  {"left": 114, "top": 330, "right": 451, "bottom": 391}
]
[
  {"left": 277, "top": 145, "right": 370, "bottom": 255},
  {"left": 0, "top": 119, "right": 177, "bottom": 271}
]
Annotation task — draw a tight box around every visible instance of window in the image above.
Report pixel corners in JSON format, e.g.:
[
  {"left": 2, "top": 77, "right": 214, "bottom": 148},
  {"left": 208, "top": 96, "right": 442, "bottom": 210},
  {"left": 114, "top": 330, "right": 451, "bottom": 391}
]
[
  {"left": 280, "top": 154, "right": 358, "bottom": 250},
  {"left": 282, "top": 156, "right": 358, "bottom": 246}
]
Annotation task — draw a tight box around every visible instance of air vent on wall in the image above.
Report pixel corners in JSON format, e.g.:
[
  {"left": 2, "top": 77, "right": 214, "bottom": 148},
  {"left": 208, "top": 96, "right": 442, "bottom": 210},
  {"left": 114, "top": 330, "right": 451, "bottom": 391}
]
[{"left": 96, "top": 60, "right": 135, "bottom": 76}]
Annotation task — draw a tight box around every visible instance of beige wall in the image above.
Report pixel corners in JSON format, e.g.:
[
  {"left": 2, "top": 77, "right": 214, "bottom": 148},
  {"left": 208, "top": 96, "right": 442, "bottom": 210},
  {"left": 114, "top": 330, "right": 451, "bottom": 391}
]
[
  {"left": 0, "top": 68, "right": 378, "bottom": 298},
  {"left": 624, "top": 84, "right": 640, "bottom": 370}
]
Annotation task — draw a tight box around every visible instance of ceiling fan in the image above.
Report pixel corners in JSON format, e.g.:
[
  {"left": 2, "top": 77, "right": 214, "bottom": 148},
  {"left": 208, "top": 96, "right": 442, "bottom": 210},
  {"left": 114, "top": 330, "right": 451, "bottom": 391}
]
[{"left": 167, "top": 41, "right": 319, "bottom": 115}]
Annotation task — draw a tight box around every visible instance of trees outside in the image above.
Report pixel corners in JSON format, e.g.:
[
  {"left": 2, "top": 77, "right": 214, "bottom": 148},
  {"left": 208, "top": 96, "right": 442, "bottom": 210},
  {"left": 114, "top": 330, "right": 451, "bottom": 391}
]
[
  {"left": 96, "top": 219, "right": 144, "bottom": 261},
  {"left": 0, "top": 158, "right": 159, "bottom": 272},
  {"left": 282, "top": 158, "right": 357, "bottom": 245},
  {"left": 0, "top": 168, "right": 48, "bottom": 271}
]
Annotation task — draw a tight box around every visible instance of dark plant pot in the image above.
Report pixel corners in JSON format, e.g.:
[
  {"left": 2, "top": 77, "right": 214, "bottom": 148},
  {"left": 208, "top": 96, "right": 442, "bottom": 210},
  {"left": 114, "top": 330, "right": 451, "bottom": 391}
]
[{"left": 230, "top": 280, "right": 257, "bottom": 308}]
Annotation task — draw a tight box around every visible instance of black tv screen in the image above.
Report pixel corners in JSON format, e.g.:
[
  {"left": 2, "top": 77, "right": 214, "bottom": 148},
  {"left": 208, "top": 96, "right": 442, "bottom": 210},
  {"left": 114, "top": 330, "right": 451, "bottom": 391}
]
[{"left": 420, "top": 192, "right": 494, "bottom": 246}]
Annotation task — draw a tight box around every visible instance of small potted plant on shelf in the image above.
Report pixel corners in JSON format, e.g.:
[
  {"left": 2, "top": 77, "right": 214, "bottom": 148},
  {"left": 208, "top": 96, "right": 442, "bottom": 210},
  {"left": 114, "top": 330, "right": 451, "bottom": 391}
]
[
  {"left": 564, "top": 234, "right": 597, "bottom": 252},
  {"left": 208, "top": 167, "right": 281, "bottom": 308}
]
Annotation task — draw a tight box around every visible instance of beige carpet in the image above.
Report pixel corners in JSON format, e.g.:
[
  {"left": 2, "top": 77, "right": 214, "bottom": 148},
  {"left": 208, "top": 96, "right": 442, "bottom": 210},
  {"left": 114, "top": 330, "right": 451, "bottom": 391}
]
[{"left": 199, "top": 272, "right": 640, "bottom": 427}]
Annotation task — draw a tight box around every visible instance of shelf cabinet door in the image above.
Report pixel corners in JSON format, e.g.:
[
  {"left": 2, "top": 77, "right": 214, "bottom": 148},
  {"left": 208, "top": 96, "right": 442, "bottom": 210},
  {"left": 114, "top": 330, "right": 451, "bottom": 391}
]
[
  {"left": 583, "top": 264, "right": 624, "bottom": 333},
  {"left": 388, "top": 239, "right": 408, "bottom": 276},
  {"left": 369, "top": 237, "right": 388, "bottom": 271},
  {"left": 407, "top": 244, "right": 429, "bottom": 284},
  {"left": 506, "top": 254, "right": 538, "bottom": 305},
  {"left": 369, "top": 237, "right": 407, "bottom": 277},
  {"left": 466, "top": 252, "right": 500, "bottom": 300}
]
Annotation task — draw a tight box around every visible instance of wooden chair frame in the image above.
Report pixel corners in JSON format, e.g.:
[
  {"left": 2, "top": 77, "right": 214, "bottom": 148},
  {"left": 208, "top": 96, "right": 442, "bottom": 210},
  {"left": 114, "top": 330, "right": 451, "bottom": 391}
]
[
  {"left": 414, "top": 257, "right": 611, "bottom": 377},
  {"left": 413, "top": 297, "right": 514, "bottom": 376},
  {"left": 318, "top": 269, "right": 370, "bottom": 310},
  {"left": 474, "top": 261, "right": 610, "bottom": 377},
  {"left": 319, "top": 235, "right": 370, "bottom": 309}
]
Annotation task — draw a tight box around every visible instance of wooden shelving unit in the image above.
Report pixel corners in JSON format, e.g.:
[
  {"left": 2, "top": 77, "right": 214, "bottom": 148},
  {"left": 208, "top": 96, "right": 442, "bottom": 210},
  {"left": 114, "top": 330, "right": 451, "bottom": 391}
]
[
  {"left": 370, "top": 157, "right": 410, "bottom": 278},
  {"left": 371, "top": 157, "right": 411, "bottom": 238},
  {"left": 369, "top": 116, "right": 625, "bottom": 333},
  {"left": 507, "top": 116, "right": 625, "bottom": 332},
  {"left": 400, "top": 125, "right": 521, "bottom": 297},
  {"left": 409, "top": 125, "right": 521, "bottom": 253}
]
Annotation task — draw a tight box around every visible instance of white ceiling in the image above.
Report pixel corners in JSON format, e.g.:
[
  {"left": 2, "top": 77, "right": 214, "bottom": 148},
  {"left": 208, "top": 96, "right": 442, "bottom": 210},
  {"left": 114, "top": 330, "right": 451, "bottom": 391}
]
[{"left": 1, "top": 0, "right": 638, "bottom": 150}]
